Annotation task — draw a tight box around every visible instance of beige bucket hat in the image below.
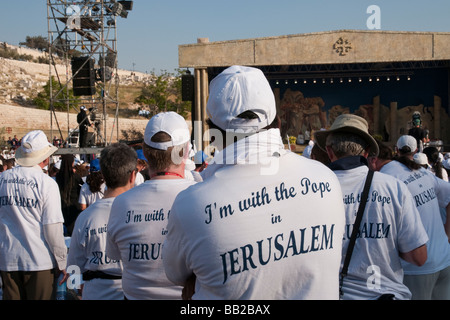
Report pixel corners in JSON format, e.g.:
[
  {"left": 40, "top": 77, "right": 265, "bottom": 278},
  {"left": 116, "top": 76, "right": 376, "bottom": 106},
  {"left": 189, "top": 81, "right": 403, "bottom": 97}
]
[
  {"left": 15, "top": 130, "right": 58, "bottom": 167},
  {"left": 315, "top": 114, "right": 379, "bottom": 157}
]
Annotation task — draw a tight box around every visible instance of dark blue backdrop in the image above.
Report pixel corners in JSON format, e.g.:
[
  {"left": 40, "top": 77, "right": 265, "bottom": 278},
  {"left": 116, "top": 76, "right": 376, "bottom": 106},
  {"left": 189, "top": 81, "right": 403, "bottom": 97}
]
[{"left": 272, "top": 68, "right": 449, "bottom": 114}]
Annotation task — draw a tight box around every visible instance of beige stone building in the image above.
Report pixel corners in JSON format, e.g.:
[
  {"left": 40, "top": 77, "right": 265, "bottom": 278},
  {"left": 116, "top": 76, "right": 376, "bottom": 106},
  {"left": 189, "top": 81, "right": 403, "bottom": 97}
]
[{"left": 179, "top": 30, "right": 450, "bottom": 152}]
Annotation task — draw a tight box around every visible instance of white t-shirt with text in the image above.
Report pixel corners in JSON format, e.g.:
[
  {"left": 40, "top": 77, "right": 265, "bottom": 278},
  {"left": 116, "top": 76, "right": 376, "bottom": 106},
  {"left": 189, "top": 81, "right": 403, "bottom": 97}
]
[
  {"left": 164, "top": 150, "right": 346, "bottom": 300},
  {"left": 106, "top": 178, "right": 196, "bottom": 300},
  {"left": 381, "top": 161, "right": 450, "bottom": 275},
  {"left": 333, "top": 164, "right": 428, "bottom": 299},
  {"left": 68, "top": 197, "right": 123, "bottom": 300},
  {"left": 0, "top": 166, "right": 65, "bottom": 271},
  {"left": 78, "top": 182, "right": 106, "bottom": 207}
]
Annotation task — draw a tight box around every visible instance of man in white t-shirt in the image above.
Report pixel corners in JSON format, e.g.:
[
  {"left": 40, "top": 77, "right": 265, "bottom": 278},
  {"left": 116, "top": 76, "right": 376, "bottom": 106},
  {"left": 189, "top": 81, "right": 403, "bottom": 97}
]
[
  {"left": 163, "top": 66, "right": 346, "bottom": 300},
  {"left": 315, "top": 115, "right": 428, "bottom": 300},
  {"left": 67, "top": 143, "right": 137, "bottom": 300},
  {"left": 380, "top": 135, "right": 450, "bottom": 300},
  {"left": 0, "top": 130, "right": 67, "bottom": 300},
  {"left": 106, "top": 112, "right": 196, "bottom": 300}
]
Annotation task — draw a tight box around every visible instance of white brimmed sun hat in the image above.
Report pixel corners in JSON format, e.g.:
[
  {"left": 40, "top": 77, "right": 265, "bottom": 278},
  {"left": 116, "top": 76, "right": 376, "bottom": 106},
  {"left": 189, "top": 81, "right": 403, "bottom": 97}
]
[{"left": 15, "top": 130, "right": 58, "bottom": 167}]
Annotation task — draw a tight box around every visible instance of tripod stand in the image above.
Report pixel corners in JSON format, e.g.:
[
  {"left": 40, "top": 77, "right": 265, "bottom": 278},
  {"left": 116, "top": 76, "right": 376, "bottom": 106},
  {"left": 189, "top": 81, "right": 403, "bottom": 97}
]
[{"left": 88, "top": 120, "right": 106, "bottom": 147}]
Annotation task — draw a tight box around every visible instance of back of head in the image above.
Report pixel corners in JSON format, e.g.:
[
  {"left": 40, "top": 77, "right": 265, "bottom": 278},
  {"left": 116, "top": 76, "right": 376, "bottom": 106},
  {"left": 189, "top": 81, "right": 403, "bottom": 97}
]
[
  {"left": 394, "top": 135, "right": 421, "bottom": 171},
  {"left": 310, "top": 144, "right": 331, "bottom": 165},
  {"left": 143, "top": 112, "right": 190, "bottom": 172},
  {"left": 86, "top": 171, "right": 105, "bottom": 193},
  {"left": 55, "top": 154, "right": 76, "bottom": 204},
  {"left": 100, "top": 143, "right": 137, "bottom": 189},
  {"left": 206, "top": 66, "right": 276, "bottom": 133},
  {"left": 422, "top": 146, "right": 440, "bottom": 164},
  {"left": 374, "top": 140, "right": 394, "bottom": 160},
  {"left": 396, "top": 135, "right": 418, "bottom": 155},
  {"left": 315, "top": 114, "right": 379, "bottom": 158},
  {"left": 56, "top": 154, "right": 75, "bottom": 183},
  {"left": 423, "top": 146, "right": 444, "bottom": 179}
]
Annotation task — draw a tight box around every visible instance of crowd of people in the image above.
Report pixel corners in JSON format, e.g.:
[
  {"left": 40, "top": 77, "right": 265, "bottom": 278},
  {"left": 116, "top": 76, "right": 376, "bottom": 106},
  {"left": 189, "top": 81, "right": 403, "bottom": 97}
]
[{"left": 0, "top": 65, "right": 449, "bottom": 301}]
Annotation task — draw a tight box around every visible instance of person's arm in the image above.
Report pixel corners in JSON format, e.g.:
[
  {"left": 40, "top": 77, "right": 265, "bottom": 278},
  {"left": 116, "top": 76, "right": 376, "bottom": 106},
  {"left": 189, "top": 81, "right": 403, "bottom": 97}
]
[
  {"left": 445, "top": 203, "right": 450, "bottom": 242},
  {"left": 400, "top": 244, "right": 427, "bottom": 266},
  {"left": 43, "top": 222, "right": 67, "bottom": 271},
  {"left": 78, "top": 184, "right": 88, "bottom": 211},
  {"left": 433, "top": 175, "right": 450, "bottom": 242},
  {"left": 182, "top": 274, "right": 196, "bottom": 300},
  {"left": 163, "top": 207, "right": 193, "bottom": 287},
  {"left": 396, "top": 180, "right": 429, "bottom": 266}
]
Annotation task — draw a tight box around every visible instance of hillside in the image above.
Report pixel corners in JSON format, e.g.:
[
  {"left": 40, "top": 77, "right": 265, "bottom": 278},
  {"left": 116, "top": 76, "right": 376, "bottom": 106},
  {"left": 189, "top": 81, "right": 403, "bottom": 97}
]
[
  {"left": 0, "top": 43, "right": 151, "bottom": 109},
  {"left": 0, "top": 43, "right": 159, "bottom": 143}
]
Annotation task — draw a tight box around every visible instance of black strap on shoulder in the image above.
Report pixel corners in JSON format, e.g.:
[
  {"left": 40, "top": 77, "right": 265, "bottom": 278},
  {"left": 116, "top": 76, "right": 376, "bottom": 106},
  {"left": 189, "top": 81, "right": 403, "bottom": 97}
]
[{"left": 339, "top": 170, "right": 374, "bottom": 298}]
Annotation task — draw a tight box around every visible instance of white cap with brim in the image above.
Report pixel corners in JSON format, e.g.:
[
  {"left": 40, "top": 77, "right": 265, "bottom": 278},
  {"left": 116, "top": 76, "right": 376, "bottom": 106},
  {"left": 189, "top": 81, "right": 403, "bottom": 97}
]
[
  {"left": 206, "top": 65, "right": 276, "bottom": 132},
  {"left": 144, "top": 112, "right": 190, "bottom": 150},
  {"left": 413, "top": 152, "right": 428, "bottom": 165},
  {"left": 443, "top": 158, "right": 450, "bottom": 170},
  {"left": 396, "top": 135, "right": 417, "bottom": 153},
  {"left": 15, "top": 130, "right": 58, "bottom": 167}
]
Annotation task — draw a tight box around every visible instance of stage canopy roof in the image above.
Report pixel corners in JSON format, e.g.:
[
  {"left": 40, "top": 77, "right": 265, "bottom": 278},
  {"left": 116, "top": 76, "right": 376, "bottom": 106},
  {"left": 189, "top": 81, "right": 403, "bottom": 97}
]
[{"left": 179, "top": 30, "right": 450, "bottom": 69}]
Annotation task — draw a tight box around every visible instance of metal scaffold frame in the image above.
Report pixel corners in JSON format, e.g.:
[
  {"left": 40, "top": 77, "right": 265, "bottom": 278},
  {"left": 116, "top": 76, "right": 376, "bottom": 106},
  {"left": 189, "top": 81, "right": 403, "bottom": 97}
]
[{"left": 46, "top": 0, "right": 131, "bottom": 153}]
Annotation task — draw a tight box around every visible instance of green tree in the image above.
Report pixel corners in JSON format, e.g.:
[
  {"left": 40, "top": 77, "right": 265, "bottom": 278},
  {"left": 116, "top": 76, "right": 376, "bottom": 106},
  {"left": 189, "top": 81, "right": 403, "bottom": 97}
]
[
  {"left": 19, "top": 36, "right": 48, "bottom": 52},
  {"left": 33, "top": 77, "right": 80, "bottom": 111},
  {"left": 135, "top": 70, "right": 191, "bottom": 118}
]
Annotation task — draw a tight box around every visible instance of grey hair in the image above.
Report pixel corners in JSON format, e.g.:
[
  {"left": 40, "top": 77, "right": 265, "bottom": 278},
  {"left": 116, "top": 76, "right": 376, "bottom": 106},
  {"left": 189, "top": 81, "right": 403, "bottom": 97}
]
[
  {"left": 100, "top": 143, "right": 138, "bottom": 189},
  {"left": 326, "top": 132, "right": 368, "bottom": 158}
]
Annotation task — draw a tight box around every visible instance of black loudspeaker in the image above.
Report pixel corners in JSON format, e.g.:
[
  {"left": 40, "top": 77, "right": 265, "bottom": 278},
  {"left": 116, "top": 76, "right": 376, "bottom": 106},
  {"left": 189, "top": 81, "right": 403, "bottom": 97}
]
[
  {"left": 118, "top": 1, "right": 133, "bottom": 11},
  {"left": 71, "top": 56, "right": 96, "bottom": 96},
  {"left": 182, "top": 73, "right": 195, "bottom": 101}
]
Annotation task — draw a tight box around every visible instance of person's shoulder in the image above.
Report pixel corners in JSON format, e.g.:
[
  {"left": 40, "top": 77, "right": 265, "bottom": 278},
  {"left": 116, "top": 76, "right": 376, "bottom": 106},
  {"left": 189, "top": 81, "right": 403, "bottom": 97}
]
[
  {"left": 283, "top": 151, "right": 336, "bottom": 175},
  {"left": 373, "top": 170, "right": 405, "bottom": 186},
  {"left": 171, "top": 177, "right": 209, "bottom": 200},
  {"left": 381, "top": 160, "right": 403, "bottom": 172}
]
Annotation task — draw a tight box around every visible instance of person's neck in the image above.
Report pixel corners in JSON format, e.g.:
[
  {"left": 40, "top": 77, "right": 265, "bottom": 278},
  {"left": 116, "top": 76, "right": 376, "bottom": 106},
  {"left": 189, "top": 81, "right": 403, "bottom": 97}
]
[
  {"left": 149, "top": 166, "right": 185, "bottom": 180},
  {"left": 378, "top": 159, "right": 392, "bottom": 170},
  {"left": 103, "top": 185, "right": 131, "bottom": 199}
]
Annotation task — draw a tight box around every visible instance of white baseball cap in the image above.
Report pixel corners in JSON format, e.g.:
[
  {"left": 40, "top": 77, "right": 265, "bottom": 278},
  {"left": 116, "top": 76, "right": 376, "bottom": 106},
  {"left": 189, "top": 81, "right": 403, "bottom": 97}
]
[
  {"left": 144, "top": 112, "right": 190, "bottom": 150},
  {"left": 413, "top": 152, "right": 428, "bottom": 165},
  {"left": 206, "top": 65, "right": 276, "bottom": 132},
  {"left": 443, "top": 158, "right": 450, "bottom": 170},
  {"left": 396, "top": 135, "right": 417, "bottom": 153},
  {"left": 15, "top": 130, "right": 58, "bottom": 167}
]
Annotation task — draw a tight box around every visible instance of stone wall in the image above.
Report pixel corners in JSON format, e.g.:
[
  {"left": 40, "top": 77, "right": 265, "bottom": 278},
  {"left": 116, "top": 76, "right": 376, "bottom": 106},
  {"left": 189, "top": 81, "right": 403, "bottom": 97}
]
[
  {"left": 0, "top": 103, "right": 149, "bottom": 143},
  {"left": 179, "top": 30, "right": 450, "bottom": 68}
]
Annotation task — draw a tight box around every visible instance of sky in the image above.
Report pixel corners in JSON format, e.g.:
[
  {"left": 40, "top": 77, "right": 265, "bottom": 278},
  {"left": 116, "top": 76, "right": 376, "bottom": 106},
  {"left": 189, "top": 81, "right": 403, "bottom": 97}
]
[{"left": 1, "top": 1, "right": 450, "bottom": 74}]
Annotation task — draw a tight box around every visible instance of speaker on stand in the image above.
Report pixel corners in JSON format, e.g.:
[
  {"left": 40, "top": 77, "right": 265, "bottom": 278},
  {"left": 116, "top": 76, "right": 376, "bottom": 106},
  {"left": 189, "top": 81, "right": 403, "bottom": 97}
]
[
  {"left": 181, "top": 70, "right": 194, "bottom": 102},
  {"left": 71, "top": 56, "right": 96, "bottom": 96}
]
